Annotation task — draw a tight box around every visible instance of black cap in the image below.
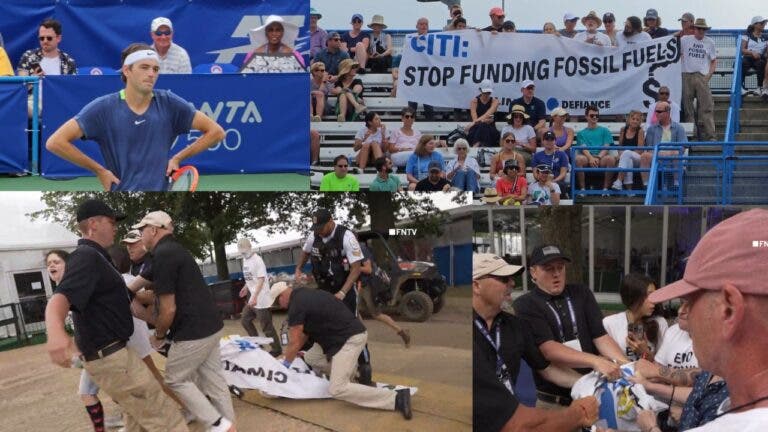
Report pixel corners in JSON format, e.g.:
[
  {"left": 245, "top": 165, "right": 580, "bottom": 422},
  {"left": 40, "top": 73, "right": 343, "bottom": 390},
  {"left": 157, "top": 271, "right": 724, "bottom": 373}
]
[
  {"left": 503, "top": 159, "right": 519, "bottom": 171},
  {"left": 502, "top": 20, "right": 516, "bottom": 30},
  {"left": 428, "top": 160, "right": 443, "bottom": 172},
  {"left": 542, "top": 131, "right": 556, "bottom": 141},
  {"left": 311, "top": 208, "right": 333, "bottom": 233},
  {"left": 529, "top": 245, "right": 571, "bottom": 267},
  {"left": 603, "top": 12, "right": 615, "bottom": 22},
  {"left": 535, "top": 164, "right": 552, "bottom": 173},
  {"left": 76, "top": 199, "right": 125, "bottom": 222}
]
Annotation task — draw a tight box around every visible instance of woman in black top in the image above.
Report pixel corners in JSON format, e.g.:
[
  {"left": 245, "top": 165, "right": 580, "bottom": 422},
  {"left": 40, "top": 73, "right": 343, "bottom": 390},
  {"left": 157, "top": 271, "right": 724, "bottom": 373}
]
[
  {"left": 612, "top": 110, "right": 647, "bottom": 191},
  {"left": 466, "top": 80, "right": 501, "bottom": 147}
]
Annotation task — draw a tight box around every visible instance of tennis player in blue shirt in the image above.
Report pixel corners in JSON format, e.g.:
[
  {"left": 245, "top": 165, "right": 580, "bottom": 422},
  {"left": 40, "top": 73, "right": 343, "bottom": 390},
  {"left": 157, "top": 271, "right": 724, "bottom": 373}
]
[{"left": 46, "top": 43, "right": 224, "bottom": 191}]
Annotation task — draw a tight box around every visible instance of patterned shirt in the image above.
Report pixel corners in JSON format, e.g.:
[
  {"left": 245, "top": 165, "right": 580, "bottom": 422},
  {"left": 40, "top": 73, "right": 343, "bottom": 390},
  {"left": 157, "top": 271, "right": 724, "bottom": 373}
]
[
  {"left": 17, "top": 48, "right": 77, "bottom": 75},
  {"left": 151, "top": 43, "right": 192, "bottom": 74}
]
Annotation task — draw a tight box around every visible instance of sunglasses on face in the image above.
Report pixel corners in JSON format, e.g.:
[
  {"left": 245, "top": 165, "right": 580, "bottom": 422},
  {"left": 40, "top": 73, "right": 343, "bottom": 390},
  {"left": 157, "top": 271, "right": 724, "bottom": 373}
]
[
  {"left": 154, "top": 30, "right": 172, "bottom": 36},
  {"left": 588, "top": 114, "right": 599, "bottom": 118},
  {"left": 659, "top": 91, "right": 670, "bottom": 95},
  {"left": 314, "top": 68, "right": 325, "bottom": 73},
  {"left": 655, "top": 109, "right": 669, "bottom": 113},
  {"left": 39, "top": 36, "right": 54, "bottom": 41},
  {"left": 504, "top": 139, "right": 515, "bottom": 143},
  {"left": 457, "top": 147, "right": 468, "bottom": 150},
  {"left": 403, "top": 114, "right": 414, "bottom": 119},
  {"left": 352, "top": 19, "right": 362, "bottom": 23}
]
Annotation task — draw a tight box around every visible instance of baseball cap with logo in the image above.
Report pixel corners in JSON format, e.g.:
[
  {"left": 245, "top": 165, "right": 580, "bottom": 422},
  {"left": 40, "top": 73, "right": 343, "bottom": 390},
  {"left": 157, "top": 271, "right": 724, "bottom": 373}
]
[
  {"left": 649, "top": 209, "right": 768, "bottom": 303},
  {"left": 131, "top": 211, "right": 172, "bottom": 229},
  {"left": 473, "top": 253, "right": 523, "bottom": 280},
  {"left": 529, "top": 245, "right": 571, "bottom": 267},
  {"left": 542, "top": 131, "right": 557, "bottom": 141},
  {"left": 76, "top": 199, "right": 126, "bottom": 222},
  {"left": 310, "top": 208, "right": 333, "bottom": 233},
  {"left": 151, "top": 17, "right": 173, "bottom": 32},
  {"left": 121, "top": 229, "right": 142, "bottom": 244}
]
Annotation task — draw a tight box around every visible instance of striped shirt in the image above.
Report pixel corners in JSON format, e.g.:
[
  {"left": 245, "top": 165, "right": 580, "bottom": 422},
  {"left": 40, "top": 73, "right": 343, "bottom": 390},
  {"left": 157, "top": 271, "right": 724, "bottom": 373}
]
[{"left": 152, "top": 43, "right": 192, "bottom": 74}]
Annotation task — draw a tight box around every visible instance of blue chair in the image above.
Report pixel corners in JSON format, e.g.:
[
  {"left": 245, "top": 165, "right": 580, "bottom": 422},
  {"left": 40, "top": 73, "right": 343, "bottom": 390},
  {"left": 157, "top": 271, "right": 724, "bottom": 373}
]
[
  {"left": 192, "top": 63, "right": 238, "bottom": 74},
  {"left": 78, "top": 66, "right": 119, "bottom": 75}
]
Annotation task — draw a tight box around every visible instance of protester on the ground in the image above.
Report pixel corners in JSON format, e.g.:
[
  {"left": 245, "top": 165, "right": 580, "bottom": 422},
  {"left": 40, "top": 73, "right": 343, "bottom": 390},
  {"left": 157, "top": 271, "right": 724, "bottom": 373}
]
[
  {"left": 560, "top": 13, "right": 579, "bottom": 38},
  {"left": 406, "top": 134, "right": 444, "bottom": 190},
  {"left": 531, "top": 131, "right": 569, "bottom": 196},
  {"left": 574, "top": 11, "right": 612, "bottom": 46},
  {"left": 495, "top": 159, "right": 527, "bottom": 205},
  {"left": 332, "top": 58, "right": 367, "bottom": 122},
  {"left": 501, "top": 104, "right": 537, "bottom": 164},
  {"left": 135, "top": 210, "right": 236, "bottom": 432},
  {"left": 547, "top": 107, "right": 574, "bottom": 153},
  {"left": 312, "top": 32, "right": 349, "bottom": 79},
  {"left": 472, "top": 253, "right": 599, "bottom": 432},
  {"left": 741, "top": 16, "right": 768, "bottom": 98},
  {"left": 644, "top": 9, "right": 669, "bottom": 38},
  {"left": 309, "top": 8, "right": 327, "bottom": 59},
  {"left": 149, "top": 17, "right": 191, "bottom": 74},
  {"left": 675, "top": 12, "right": 696, "bottom": 37},
  {"left": 445, "top": 138, "right": 481, "bottom": 193},
  {"left": 237, "top": 238, "right": 281, "bottom": 357},
  {"left": 681, "top": 19, "right": 717, "bottom": 141},
  {"left": 613, "top": 110, "right": 646, "bottom": 191},
  {"left": 319, "top": 155, "right": 360, "bottom": 192},
  {"left": 527, "top": 165, "right": 561, "bottom": 205},
  {"left": 340, "top": 13, "right": 370, "bottom": 70},
  {"left": 352, "top": 111, "right": 385, "bottom": 170},
  {"left": 310, "top": 62, "right": 332, "bottom": 122},
  {"left": 466, "top": 80, "right": 501, "bottom": 147},
  {"left": 602, "top": 12, "right": 619, "bottom": 46},
  {"left": 574, "top": 105, "right": 617, "bottom": 193},
  {"left": 490, "top": 132, "right": 526, "bottom": 181},
  {"left": 513, "top": 245, "right": 629, "bottom": 410},
  {"left": 388, "top": 107, "right": 422, "bottom": 167},
  {"left": 365, "top": 15, "right": 393, "bottom": 73},
  {"left": 543, "top": 22, "right": 560, "bottom": 36},
  {"left": 645, "top": 209, "right": 768, "bottom": 430},
  {"left": 616, "top": 16, "right": 652, "bottom": 48},
  {"left": 646, "top": 86, "right": 681, "bottom": 128},
  {"left": 369, "top": 156, "right": 402, "bottom": 192},
  {"left": 483, "top": 7, "right": 506, "bottom": 32},
  {"left": 510, "top": 80, "right": 547, "bottom": 133}
]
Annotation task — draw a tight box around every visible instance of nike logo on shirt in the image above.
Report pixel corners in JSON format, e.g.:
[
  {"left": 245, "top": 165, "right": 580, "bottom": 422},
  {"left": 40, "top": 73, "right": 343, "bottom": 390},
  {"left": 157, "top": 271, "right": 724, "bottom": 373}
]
[{"left": 134, "top": 119, "right": 146, "bottom": 125}]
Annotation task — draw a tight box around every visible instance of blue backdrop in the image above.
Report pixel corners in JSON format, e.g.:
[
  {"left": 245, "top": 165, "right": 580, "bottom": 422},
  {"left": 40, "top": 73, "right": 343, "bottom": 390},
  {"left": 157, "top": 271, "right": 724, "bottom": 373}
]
[
  {"left": 0, "top": 81, "right": 28, "bottom": 173},
  {"left": 0, "top": 0, "right": 309, "bottom": 70},
  {"left": 40, "top": 73, "right": 309, "bottom": 177}
]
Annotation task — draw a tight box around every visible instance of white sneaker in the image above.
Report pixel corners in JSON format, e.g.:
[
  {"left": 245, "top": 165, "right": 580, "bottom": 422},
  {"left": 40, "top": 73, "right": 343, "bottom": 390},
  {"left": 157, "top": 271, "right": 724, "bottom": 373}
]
[
  {"left": 210, "top": 417, "right": 234, "bottom": 432},
  {"left": 104, "top": 413, "right": 124, "bottom": 428},
  {"left": 610, "top": 180, "right": 623, "bottom": 191}
]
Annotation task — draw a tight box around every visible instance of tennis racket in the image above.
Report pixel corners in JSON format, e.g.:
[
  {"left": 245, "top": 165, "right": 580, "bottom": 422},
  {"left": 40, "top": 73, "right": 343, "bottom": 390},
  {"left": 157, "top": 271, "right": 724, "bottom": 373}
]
[{"left": 167, "top": 165, "right": 199, "bottom": 192}]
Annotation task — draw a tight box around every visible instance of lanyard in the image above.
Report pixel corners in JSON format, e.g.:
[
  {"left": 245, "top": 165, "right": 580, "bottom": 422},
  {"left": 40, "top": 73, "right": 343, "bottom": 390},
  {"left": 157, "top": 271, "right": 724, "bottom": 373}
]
[
  {"left": 546, "top": 296, "right": 579, "bottom": 342},
  {"left": 474, "top": 317, "right": 514, "bottom": 395}
]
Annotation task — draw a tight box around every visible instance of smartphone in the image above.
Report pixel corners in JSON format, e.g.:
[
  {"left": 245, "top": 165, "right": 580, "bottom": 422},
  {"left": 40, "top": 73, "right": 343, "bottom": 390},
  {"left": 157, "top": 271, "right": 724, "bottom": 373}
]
[{"left": 29, "top": 62, "right": 42, "bottom": 74}]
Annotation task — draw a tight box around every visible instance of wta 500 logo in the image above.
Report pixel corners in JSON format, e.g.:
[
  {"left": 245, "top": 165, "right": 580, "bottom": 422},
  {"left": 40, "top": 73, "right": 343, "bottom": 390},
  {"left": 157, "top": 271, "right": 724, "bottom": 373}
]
[{"left": 172, "top": 100, "right": 262, "bottom": 152}]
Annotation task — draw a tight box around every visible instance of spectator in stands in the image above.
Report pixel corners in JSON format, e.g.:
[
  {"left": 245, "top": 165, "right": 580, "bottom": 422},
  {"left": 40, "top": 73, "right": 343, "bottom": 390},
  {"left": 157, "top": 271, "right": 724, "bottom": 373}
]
[
  {"left": 574, "top": 11, "right": 612, "bottom": 46},
  {"left": 644, "top": 101, "right": 688, "bottom": 187},
  {"left": 542, "top": 22, "right": 560, "bottom": 36},
  {"left": 574, "top": 105, "right": 617, "bottom": 194},
  {"left": 310, "top": 8, "right": 327, "bottom": 59},
  {"left": 646, "top": 86, "right": 681, "bottom": 128},
  {"left": 489, "top": 132, "right": 526, "bottom": 181},
  {"left": 446, "top": 138, "right": 481, "bottom": 193},
  {"left": 466, "top": 80, "right": 501, "bottom": 147},
  {"left": 320, "top": 155, "right": 360, "bottom": 191},
  {"left": 341, "top": 14, "right": 370, "bottom": 71},
  {"left": 311, "top": 62, "right": 332, "bottom": 122},
  {"left": 560, "top": 13, "right": 580, "bottom": 39},
  {"left": 501, "top": 105, "right": 537, "bottom": 164},
  {"left": 406, "top": 18, "right": 434, "bottom": 120},
  {"left": 741, "top": 16, "right": 768, "bottom": 98},
  {"left": 496, "top": 159, "right": 527, "bottom": 205},
  {"left": 310, "top": 129, "right": 320, "bottom": 165},
  {"left": 353, "top": 111, "right": 385, "bottom": 170},
  {"left": 612, "top": 110, "right": 647, "bottom": 191},
  {"left": 388, "top": 107, "right": 421, "bottom": 168},
  {"left": 366, "top": 15, "right": 393, "bottom": 74},
  {"left": 510, "top": 80, "right": 547, "bottom": 134},
  {"left": 452, "top": 17, "right": 468, "bottom": 30},
  {"left": 483, "top": 7, "right": 506, "bottom": 32},
  {"left": 616, "top": 16, "right": 652, "bottom": 48},
  {"left": 601, "top": 12, "right": 619, "bottom": 46},
  {"left": 332, "top": 58, "right": 367, "bottom": 122},
  {"left": 527, "top": 164, "right": 561, "bottom": 205},
  {"left": 531, "top": 131, "right": 569, "bottom": 197},
  {"left": 643, "top": 9, "right": 669, "bottom": 39},
  {"left": 148, "top": 17, "right": 191, "bottom": 74},
  {"left": 443, "top": 4, "right": 463, "bottom": 31},
  {"left": 547, "top": 107, "right": 574, "bottom": 153},
  {"left": 406, "top": 134, "right": 444, "bottom": 190},
  {"left": 681, "top": 19, "right": 717, "bottom": 141},
  {"left": 312, "top": 32, "right": 349, "bottom": 80},
  {"left": 602, "top": 273, "right": 668, "bottom": 362},
  {"left": 0, "top": 45, "right": 12, "bottom": 76},
  {"left": 502, "top": 21, "right": 516, "bottom": 33},
  {"left": 415, "top": 160, "right": 451, "bottom": 192},
  {"left": 369, "top": 156, "right": 402, "bottom": 192},
  {"left": 674, "top": 12, "right": 696, "bottom": 37},
  {"left": 17, "top": 18, "right": 77, "bottom": 77}
]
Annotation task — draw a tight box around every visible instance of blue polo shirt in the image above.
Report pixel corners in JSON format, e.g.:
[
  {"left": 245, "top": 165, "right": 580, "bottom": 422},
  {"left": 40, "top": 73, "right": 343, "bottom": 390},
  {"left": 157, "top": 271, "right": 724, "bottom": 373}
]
[
  {"left": 75, "top": 89, "right": 196, "bottom": 191},
  {"left": 531, "top": 149, "right": 570, "bottom": 174}
]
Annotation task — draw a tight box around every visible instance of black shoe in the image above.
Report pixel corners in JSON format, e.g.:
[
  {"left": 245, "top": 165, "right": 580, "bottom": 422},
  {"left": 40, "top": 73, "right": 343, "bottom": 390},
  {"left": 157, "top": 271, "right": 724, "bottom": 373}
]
[
  {"left": 357, "top": 363, "right": 373, "bottom": 386},
  {"left": 395, "top": 388, "right": 412, "bottom": 420}
]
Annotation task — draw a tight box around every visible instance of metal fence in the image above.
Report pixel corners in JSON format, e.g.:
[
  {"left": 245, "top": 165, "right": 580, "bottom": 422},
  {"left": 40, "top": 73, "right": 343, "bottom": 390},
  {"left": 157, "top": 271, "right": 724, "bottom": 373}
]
[{"left": 0, "top": 300, "right": 47, "bottom": 350}]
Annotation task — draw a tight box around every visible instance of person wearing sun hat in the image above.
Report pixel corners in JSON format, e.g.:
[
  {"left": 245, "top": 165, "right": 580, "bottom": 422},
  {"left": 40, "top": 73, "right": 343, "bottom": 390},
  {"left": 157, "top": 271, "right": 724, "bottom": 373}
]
[
  {"left": 473, "top": 252, "right": 599, "bottom": 431},
  {"left": 309, "top": 7, "right": 327, "bottom": 58},
  {"left": 242, "top": 15, "right": 305, "bottom": 72},
  {"left": 680, "top": 17, "right": 717, "bottom": 141},
  {"left": 366, "top": 15, "right": 393, "bottom": 73},
  {"left": 501, "top": 104, "right": 536, "bottom": 163},
  {"left": 574, "top": 11, "right": 612, "bottom": 46},
  {"left": 646, "top": 209, "right": 768, "bottom": 431}
]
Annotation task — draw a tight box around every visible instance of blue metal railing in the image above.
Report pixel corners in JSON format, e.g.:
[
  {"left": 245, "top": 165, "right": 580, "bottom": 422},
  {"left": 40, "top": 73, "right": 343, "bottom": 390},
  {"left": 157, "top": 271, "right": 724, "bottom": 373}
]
[
  {"left": 724, "top": 38, "right": 744, "bottom": 142},
  {"left": 570, "top": 145, "right": 658, "bottom": 199},
  {"left": 0, "top": 76, "right": 41, "bottom": 174}
]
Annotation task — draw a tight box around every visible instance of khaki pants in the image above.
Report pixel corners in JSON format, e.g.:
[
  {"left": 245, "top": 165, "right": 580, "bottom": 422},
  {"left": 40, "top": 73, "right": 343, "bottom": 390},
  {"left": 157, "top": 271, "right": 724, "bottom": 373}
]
[
  {"left": 329, "top": 332, "right": 397, "bottom": 410},
  {"left": 84, "top": 348, "right": 187, "bottom": 432},
  {"left": 682, "top": 72, "right": 716, "bottom": 141},
  {"left": 165, "top": 331, "right": 235, "bottom": 426},
  {"left": 241, "top": 306, "right": 282, "bottom": 355}
]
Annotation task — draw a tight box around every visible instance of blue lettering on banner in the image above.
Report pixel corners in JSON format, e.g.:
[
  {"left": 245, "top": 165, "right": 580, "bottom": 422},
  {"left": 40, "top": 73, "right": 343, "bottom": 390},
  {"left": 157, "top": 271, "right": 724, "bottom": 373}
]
[
  {"left": 410, "top": 34, "right": 469, "bottom": 58},
  {"left": 235, "top": 339, "right": 257, "bottom": 352}
]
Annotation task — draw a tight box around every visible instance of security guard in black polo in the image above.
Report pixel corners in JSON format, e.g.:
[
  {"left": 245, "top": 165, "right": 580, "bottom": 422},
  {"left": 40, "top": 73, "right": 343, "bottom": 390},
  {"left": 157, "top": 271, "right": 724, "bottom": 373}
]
[{"left": 294, "top": 208, "right": 373, "bottom": 385}]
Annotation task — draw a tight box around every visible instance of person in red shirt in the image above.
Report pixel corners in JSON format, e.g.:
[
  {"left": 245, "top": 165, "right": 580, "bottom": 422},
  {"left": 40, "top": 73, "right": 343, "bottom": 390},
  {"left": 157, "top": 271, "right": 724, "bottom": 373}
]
[{"left": 495, "top": 159, "right": 528, "bottom": 205}]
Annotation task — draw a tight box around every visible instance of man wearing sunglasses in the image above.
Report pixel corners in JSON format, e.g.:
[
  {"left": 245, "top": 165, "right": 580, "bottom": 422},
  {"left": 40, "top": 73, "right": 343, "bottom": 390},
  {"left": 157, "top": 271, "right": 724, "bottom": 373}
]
[
  {"left": 473, "top": 253, "right": 599, "bottom": 432},
  {"left": 17, "top": 18, "right": 77, "bottom": 77},
  {"left": 312, "top": 31, "right": 350, "bottom": 81},
  {"left": 319, "top": 154, "right": 360, "bottom": 191},
  {"left": 645, "top": 86, "right": 681, "bottom": 128},
  {"left": 149, "top": 17, "right": 191, "bottom": 74}
]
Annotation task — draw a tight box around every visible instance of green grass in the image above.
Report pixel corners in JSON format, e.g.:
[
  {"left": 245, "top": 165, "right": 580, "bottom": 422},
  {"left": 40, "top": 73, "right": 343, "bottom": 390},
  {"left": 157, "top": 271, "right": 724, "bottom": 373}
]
[
  {"left": 0, "top": 173, "right": 310, "bottom": 191},
  {"left": 0, "top": 332, "right": 47, "bottom": 352}
]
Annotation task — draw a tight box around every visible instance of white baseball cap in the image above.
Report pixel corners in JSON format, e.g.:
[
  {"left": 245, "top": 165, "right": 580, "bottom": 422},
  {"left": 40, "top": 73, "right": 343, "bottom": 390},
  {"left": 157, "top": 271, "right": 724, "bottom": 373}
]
[
  {"left": 132, "top": 211, "right": 172, "bottom": 229},
  {"left": 151, "top": 17, "right": 173, "bottom": 32},
  {"left": 479, "top": 79, "right": 493, "bottom": 94},
  {"left": 268, "top": 281, "right": 290, "bottom": 304}
]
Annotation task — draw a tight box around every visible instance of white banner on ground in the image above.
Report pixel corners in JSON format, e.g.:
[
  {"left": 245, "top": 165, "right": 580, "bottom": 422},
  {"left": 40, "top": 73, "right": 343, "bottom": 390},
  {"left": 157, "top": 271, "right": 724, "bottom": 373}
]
[
  {"left": 398, "top": 30, "right": 682, "bottom": 115},
  {"left": 219, "top": 335, "right": 418, "bottom": 399}
]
